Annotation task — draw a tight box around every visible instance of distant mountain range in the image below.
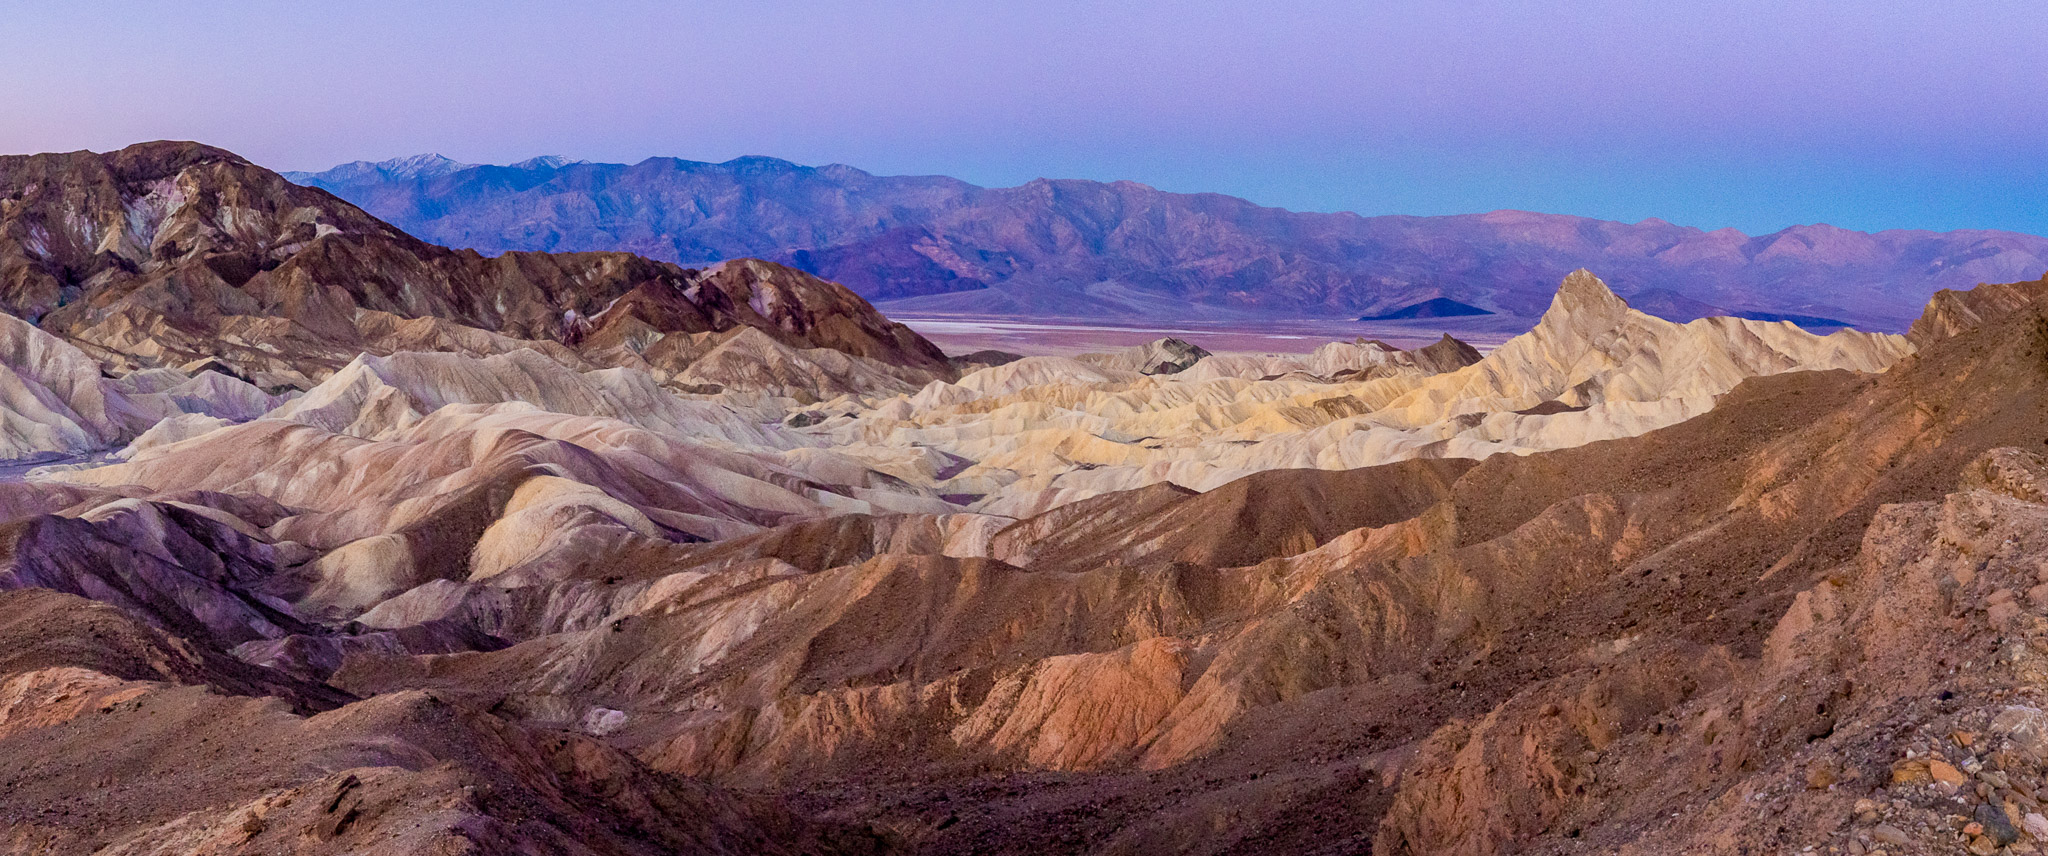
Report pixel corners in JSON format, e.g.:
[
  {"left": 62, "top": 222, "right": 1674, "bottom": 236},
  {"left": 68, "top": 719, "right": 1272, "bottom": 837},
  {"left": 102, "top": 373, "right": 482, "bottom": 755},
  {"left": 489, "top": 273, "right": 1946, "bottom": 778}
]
[{"left": 286, "top": 155, "right": 2048, "bottom": 329}]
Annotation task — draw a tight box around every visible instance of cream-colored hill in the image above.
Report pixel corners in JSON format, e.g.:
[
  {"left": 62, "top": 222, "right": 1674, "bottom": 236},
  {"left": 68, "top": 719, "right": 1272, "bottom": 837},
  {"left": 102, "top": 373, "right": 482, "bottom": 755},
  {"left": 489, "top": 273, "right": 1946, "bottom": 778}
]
[
  {"left": 1364, "top": 269, "right": 1911, "bottom": 428},
  {"left": 0, "top": 311, "right": 284, "bottom": 460},
  {"left": 670, "top": 326, "right": 939, "bottom": 401},
  {"left": 1179, "top": 335, "right": 1481, "bottom": 382},
  {"left": 1075, "top": 337, "right": 1212, "bottom": 375},
  {"left": 19, "top": 270, "right": 1916, "bottom": 622},
  {"left": 809, "top": 271, "right": 1911, "bottom": 516},
  {"left": 54, "top": 403, "right": 956, "bottom": 620},
  {"left": 267, "top": 348, "right": 797, "bottom": 449},
  {"left": 958, "top": 356, "right": 1137, "bottom": 397}
]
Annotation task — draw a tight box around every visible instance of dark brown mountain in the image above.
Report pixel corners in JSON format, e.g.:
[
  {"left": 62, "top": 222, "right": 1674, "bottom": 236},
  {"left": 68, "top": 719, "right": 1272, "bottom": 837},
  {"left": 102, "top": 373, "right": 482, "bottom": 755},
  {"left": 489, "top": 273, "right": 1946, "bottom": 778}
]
[
  {"left": 288, "top": 155, "right": 2048, "bottom": 329},
  {"left": 1, "top": 142, "right": 950, "bottom": 391}
]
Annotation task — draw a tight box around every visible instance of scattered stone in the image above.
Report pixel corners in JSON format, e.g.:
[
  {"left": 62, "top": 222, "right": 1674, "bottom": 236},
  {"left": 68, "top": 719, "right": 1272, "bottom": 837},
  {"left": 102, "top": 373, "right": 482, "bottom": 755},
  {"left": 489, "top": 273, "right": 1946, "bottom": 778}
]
[
  {"left": 1993, "top": 600, "right": 2024, "bottom": 626},
  {"left": 1931, "top": 759, "right": 1969, "bottom": 786},
  {"left": 1892, "top": 759, "right": 1932, "bottom": 784},
  {"left": 1980, "top": 803, "right": 2022, "bottom": 846},
  {"left": 1996, "top": 707, "right": 2048, "bottom": 757},
  {"left": 2025, "top": 812, "right": 2048, "bottom": 840},
  {"left": 1872, "top": 824, "right": 1910, "bottom": 846},
  {"left": 1808, "top": 760, "right": 1841, "bottom": 789}
]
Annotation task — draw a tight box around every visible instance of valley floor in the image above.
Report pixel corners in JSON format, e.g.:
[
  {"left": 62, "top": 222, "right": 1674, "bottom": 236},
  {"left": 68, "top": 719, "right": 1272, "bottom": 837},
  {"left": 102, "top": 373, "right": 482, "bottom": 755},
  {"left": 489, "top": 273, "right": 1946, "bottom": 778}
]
[{"left": 891, "top": 313, "right": 1520, "bottom": 357}]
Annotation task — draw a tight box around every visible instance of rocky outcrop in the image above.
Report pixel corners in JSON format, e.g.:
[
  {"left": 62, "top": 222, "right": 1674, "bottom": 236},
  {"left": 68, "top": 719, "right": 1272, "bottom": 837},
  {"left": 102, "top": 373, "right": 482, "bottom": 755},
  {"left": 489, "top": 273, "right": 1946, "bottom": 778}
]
[
  {"left": 1075, "top": 337, "right": 1212, "bottom": 375},
  {"left": 1905, "top": 272, "right": 2048, "bottom": 347}
]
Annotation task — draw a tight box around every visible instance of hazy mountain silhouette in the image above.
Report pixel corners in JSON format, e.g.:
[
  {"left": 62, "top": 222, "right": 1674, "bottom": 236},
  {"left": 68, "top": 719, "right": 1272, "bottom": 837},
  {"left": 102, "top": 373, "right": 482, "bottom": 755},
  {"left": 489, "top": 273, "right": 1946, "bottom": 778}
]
[{"left": 289, "top": 155, "right": 2048, "bottom": 329}]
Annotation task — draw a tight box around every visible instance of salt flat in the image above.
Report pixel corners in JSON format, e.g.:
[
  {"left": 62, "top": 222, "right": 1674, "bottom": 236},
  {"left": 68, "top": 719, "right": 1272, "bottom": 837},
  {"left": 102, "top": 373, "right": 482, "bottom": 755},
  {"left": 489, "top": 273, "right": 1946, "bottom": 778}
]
[{"left": 895, "top": 314, "right": 1518, "bottom": 357}]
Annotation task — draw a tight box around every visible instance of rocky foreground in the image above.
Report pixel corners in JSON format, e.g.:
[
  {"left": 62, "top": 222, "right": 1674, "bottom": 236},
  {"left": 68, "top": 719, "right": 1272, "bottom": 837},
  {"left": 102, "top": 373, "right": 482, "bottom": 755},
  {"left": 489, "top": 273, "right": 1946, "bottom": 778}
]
[{"left": 0, "top": 142, "right": 2044, "bottom": 854}]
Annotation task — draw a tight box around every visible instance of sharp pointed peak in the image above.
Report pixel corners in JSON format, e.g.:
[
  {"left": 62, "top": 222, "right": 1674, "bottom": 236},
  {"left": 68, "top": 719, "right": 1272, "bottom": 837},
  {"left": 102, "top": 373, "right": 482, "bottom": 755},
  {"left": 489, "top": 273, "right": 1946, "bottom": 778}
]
[
  {"left": 1558, "top": 269, "right": 1624, "bottom": 301},
  {"left": 286, "top": 153, "right": 478, "bottom": 185},
  {"left": 505, "top": 155, "right": 584, "bottom": 171},
  {"left": 1543, "top": 269, "right": 1632, "bottom": 323}
]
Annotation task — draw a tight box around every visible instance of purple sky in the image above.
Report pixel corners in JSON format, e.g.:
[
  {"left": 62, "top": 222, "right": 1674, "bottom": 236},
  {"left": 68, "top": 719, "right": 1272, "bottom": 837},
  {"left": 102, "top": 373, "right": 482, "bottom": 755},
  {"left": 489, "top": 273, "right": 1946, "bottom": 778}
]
[{"left": 5, "top": 0, "right": 2044, "bottom": 234}]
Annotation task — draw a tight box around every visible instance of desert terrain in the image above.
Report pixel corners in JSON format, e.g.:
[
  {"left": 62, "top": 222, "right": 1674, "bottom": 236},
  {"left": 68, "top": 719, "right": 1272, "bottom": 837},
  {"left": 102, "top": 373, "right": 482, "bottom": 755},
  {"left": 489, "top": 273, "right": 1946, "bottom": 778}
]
[{"left": 1, "top": 142, "right": 2047, "bottom": 856}]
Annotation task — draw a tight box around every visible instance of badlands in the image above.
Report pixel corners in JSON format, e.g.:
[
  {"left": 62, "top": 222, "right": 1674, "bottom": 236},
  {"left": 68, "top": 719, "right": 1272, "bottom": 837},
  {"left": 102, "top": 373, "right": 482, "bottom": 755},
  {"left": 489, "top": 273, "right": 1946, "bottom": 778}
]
[{"left": 2, "top": 142, "right": 2048, "bottom": 855}]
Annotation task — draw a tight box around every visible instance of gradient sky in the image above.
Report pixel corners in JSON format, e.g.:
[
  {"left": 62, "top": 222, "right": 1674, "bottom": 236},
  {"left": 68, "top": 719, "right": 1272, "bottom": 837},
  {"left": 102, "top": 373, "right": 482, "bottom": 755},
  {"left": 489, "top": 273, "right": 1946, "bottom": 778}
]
[{"left": 3, "top": 0, "right": 2044, "bottom": 235}]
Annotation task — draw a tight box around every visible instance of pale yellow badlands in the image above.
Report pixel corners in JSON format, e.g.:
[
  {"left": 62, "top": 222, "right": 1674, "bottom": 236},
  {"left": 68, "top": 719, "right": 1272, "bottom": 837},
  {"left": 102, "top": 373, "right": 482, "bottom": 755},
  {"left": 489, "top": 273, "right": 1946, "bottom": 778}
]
[
  {"left": 817, "top": 271, "right": 1912, "bottom": 517},
  {"left": 0, "top": 311, "right": 281, "bottom": 461},
  {"left": 43, "top": 271, "right": 1910, "bottom": 544}
]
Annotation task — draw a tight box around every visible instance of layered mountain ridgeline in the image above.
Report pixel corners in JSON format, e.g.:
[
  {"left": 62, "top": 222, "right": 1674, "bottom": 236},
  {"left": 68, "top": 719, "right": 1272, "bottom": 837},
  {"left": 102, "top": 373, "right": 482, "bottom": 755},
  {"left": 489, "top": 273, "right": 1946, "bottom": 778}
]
[
  {"left": 0, "top": 143, "right": 949, "bottom": 397},
  {"left": 288, "top": 153, "right": 2048, "bottom": 329}
]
